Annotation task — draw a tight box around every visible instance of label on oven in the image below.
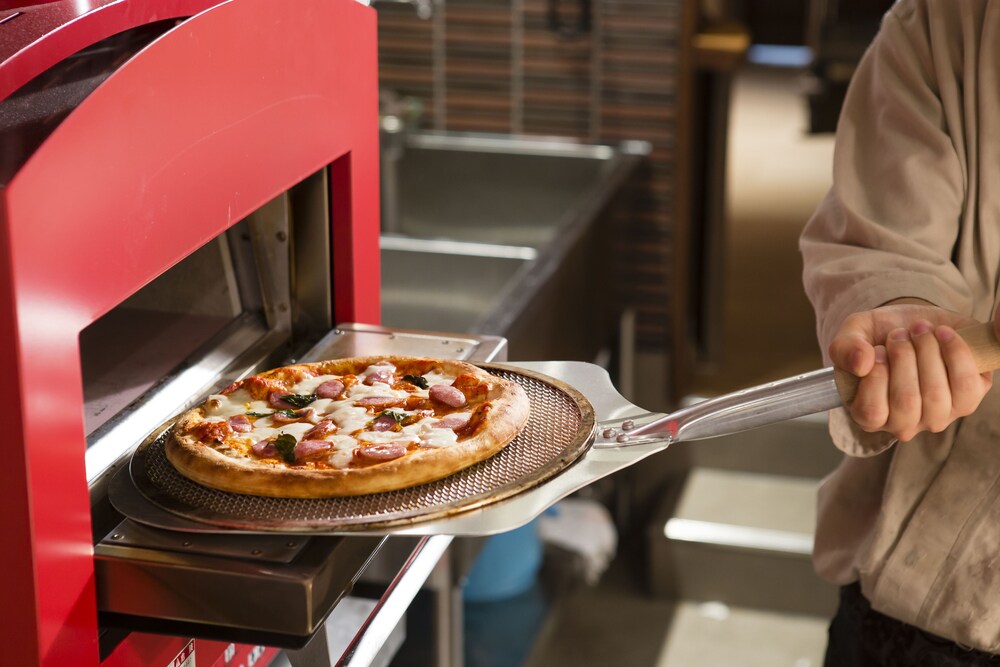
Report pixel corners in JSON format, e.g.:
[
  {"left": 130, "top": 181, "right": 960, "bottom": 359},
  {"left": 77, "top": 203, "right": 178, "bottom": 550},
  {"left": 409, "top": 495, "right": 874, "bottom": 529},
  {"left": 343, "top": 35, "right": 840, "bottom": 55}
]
[{"left": 168, "top": 639, "right": 196, "bottom": 667}]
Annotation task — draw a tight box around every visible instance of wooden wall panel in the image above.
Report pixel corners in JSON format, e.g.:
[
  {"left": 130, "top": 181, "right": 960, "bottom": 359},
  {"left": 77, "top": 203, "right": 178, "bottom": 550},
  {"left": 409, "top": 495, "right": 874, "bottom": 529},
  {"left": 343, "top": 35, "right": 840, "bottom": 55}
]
[{"left": 445, "top": 1, "right": 513, "bottom": 132}]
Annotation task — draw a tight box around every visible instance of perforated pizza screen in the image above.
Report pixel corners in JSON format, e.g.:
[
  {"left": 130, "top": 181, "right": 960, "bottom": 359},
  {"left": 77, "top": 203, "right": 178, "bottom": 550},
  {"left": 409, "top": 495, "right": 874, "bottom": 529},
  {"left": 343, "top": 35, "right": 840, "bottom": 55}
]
[{"left": 134, "top": 366, "right": 596, "bottom": 531}]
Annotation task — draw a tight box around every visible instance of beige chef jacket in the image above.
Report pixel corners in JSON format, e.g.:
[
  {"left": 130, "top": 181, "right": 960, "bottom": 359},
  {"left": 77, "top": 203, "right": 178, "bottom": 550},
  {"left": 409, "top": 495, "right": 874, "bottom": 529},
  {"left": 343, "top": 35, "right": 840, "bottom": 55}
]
[{"left": 800, "top": 0, "right": 1000, "bottom": 652}]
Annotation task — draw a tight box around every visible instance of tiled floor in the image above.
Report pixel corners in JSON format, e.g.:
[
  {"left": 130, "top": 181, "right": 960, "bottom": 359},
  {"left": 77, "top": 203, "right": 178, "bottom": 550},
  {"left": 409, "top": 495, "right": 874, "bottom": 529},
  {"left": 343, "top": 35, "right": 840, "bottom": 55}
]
[
  {"left": 656, "top": 603, "right": 828, "bottom": 667},
  {"left": 523, "top": 551, "right": 679, "bottom": 667}
]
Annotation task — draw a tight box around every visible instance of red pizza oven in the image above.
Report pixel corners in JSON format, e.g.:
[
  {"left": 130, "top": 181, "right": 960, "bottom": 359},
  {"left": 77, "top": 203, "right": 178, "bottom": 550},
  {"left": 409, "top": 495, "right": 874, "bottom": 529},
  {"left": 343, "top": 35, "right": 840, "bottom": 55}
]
[{"left": 0, "top": 1, "right": 431, "bottom": 665}]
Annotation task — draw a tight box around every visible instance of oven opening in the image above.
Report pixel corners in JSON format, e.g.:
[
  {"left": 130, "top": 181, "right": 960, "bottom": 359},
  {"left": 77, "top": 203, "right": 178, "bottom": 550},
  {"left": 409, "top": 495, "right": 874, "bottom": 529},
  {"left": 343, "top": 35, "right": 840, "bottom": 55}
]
[
  {"left": 83, "top": 168, "right": 332, "bottom": 481},
  {"left": 80, "top": 219, "right": 255, "bottom": 436}
]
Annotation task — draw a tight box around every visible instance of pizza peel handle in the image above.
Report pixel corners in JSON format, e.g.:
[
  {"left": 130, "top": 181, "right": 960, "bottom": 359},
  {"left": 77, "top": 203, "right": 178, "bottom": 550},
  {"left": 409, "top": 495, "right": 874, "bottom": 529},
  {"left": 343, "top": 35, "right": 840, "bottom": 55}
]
[{"left": 594, "top": 322, "right": 1000, "bottom": 449}]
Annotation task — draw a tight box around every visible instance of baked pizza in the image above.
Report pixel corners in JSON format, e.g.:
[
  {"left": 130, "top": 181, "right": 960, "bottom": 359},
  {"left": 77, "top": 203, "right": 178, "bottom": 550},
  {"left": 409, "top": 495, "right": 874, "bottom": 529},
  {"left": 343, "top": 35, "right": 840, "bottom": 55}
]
[{"left": 165, "top": 356, "right": 530, "bottom": 498}]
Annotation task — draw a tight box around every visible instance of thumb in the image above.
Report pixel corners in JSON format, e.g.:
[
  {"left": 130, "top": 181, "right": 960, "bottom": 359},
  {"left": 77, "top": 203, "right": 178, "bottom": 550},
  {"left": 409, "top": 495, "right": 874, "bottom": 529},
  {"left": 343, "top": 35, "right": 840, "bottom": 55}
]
[{"left": 829, "top": 333, "right": 876, "bottom": 377}]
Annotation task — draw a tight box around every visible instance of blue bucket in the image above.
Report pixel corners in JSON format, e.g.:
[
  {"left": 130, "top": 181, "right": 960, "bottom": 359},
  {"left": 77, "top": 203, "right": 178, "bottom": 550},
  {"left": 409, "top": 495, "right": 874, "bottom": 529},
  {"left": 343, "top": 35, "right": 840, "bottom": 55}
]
[{"left": 462, "top": 519, "right": 543, "bottom": 602}]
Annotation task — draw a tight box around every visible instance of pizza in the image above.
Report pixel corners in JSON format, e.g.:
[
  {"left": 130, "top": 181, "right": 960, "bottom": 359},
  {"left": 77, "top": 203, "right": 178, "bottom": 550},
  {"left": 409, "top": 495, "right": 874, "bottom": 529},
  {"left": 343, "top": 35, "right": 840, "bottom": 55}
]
[{"left": 164, "top": 356, "right": 530, "bottom": 498}]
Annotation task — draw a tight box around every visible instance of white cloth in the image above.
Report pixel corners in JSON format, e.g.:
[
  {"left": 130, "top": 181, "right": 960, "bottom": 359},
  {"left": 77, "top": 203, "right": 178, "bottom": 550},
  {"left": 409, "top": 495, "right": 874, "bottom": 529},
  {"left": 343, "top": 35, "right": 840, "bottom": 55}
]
[{"left": 538, "top": 498, "right": 618, "bottom": 585}]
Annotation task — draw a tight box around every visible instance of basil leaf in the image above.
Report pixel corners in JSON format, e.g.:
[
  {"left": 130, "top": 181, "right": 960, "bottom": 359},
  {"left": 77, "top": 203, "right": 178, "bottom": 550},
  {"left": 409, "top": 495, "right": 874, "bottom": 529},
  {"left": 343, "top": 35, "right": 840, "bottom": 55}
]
[
  {"left": 400, "top": 413, "right": 423, "bottom": 427},
  {"left": 246, "top": 411, "right": 273, "bottom": 418},
  {"left": 276, "top": 409, "right": 299, "bottom": 419},
  {"left": 403, "top": 374, "right": 429, "bottom": 389},
  {"left": 368, "top": 410, "right": 406, "bottom": 431},
  {"left": 379, "top": 410, "right": 406, "bottom": 424},
  {"left": 273, "top": 433, "right": 298, "bottom": 463},
  {"left": 281, "top": 394, "right": 317, "bottom": 408}
]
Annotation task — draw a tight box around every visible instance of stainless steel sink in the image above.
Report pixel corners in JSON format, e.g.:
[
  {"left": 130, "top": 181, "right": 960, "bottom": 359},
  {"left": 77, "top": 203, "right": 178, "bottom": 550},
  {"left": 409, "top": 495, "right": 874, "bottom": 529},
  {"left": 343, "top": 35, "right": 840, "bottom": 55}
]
[
  {"left": 382, "top": 133, "right": 636, "bottom": 248},
  {"left": 379, "top": 132, "right": 649, "bottom": 361},
  {"left": 380, "top": 236, "right": 536, "bottom": 334}
]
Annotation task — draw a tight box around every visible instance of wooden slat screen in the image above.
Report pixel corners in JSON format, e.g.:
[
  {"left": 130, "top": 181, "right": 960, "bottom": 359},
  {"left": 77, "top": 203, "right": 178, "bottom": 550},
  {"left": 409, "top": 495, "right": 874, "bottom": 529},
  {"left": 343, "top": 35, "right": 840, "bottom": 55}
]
[{"left": 376, "top": 0, "right": 688, "bottom": 353}]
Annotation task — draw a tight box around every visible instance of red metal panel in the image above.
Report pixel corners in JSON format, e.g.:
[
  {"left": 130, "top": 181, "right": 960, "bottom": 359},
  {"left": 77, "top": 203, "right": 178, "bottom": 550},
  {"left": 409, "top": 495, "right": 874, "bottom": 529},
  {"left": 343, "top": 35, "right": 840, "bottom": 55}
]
[
  {"left": 0, "top": 1, "right": 220, "bottom": 101},
  {"left": 0, "top": 0, "right": 380, "bottom": 665},
  {"left": 331, "top": 152, "right": 383, "bottom": 325},
  {"left": 101, "top": 635, "right": 280, "bottom": 667}
]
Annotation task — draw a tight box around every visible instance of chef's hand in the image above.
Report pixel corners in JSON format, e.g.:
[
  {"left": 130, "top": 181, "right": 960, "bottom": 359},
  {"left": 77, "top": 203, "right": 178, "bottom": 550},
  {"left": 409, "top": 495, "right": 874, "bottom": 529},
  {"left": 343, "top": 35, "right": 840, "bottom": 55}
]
[{"left": 829, "top": 300, "right": 993, "bottom": 442}]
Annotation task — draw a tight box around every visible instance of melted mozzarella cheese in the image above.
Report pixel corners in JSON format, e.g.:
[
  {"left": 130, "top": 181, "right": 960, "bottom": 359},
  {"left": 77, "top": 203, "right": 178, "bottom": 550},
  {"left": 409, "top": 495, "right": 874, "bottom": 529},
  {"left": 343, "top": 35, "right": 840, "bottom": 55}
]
[
  {"left": 291, "top": 374, "right": 339, "bottom": 394},
  {"left": 346, "top": 381, "right": 410, "bottom": 401},
  {"left": 328, "top": 435, "right": 359, "bottom": 451},
  {"left": 204, "top": 389, "right": 253, "bottom": 417},
  {"left": 356, "top": 430, "right": 418, "bottom": 446},
  {"left": 309, "top": 398, "right": 335, "bottom": 415},
  {"left": 248, "top": 422, "right": 315, "bottom": 443},
  {"left": 416, "top": 426, "right": 459, "bottom": 448},
  {"left": 362, "top": 362, "right": 396, "bottom": 376},
  {"left": 325, "top": 402, "right": 372, "bottom": 434},
  {"left": 328, "top": 449, "right": 354, "bottom": 469},
  {"left": 399, "top": 415, "right": 463, "bottom": 448},
  {"left": 276, "top": 422, "right": 316, "bottom": 440},
  {"left": 252, "top": 416, "right": 275, "bottom": 429},
  {"left": 421, "top": 369, "right": 451, "bottom": 386}
]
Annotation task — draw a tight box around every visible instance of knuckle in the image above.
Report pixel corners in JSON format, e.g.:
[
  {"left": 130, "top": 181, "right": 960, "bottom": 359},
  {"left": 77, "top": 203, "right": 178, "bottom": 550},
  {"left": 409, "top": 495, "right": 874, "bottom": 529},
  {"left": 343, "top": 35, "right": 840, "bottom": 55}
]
[
  {"left": 843, "top": 312, "right": 866, "bottom": 329},
  {"left": 953, "top": 397, "right": 981, "bottom": 418},
  {"left": 887, "top": 418, "right": 920, "bottom": 442},
  {"left": 925, "top": 416, "right": 951, "bottom": 434},
  {"left": 951, "top": 373, "right": 982, "bottom": 398},
  {"left": 922, "top": 385, "right": 951, "bottom": 408},
  {"left": 852, "top": 401, "right": 887, "bottom": 429},
  {"left": 891, "top": 391, "right": 920, "bottom": 416}
]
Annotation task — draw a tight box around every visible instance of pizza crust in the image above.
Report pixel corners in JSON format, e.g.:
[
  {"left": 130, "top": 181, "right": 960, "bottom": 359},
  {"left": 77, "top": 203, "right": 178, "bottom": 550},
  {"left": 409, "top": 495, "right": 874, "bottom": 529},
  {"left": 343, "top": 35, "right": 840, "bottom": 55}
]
[{"left": 165, "top": 356, "right": 530, "bottom": 498}]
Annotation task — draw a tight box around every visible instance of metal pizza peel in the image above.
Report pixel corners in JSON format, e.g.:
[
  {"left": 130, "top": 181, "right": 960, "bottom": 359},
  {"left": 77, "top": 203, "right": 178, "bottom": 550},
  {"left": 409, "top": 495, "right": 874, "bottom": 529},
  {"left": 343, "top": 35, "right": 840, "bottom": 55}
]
[{"left": 109, "top": 322, "right": 1000, "bottom": 536}]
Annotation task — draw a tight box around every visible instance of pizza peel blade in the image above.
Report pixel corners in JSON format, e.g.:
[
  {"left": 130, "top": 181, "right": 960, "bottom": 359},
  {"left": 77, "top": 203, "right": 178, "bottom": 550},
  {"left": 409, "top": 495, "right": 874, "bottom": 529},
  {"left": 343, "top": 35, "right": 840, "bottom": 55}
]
[{"left": 110, "top": 360, "right": 842, "bottom": 536}]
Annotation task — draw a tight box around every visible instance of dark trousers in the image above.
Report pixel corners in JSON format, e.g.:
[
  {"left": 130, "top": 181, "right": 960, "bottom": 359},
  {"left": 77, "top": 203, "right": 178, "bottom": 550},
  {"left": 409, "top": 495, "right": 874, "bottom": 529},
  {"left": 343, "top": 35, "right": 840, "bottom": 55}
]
[{"left": 824, "top": 582, "right": 1000, "bottom": 666}]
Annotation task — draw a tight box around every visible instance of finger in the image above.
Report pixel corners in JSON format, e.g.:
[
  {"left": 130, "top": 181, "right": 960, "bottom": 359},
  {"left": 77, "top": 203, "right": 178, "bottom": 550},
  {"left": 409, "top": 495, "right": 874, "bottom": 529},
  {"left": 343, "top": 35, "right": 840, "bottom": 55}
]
[
  {"left": 830, "top": 312, "right": 882, "bottom": 376},
  {"left": 885, "top": 327, "right": 921, "bottom": 441},
  {"left": 935, "top": 325, "right": 990, "bottom": 417},
  {"left": 909, "top": 320, "right": 951, "bottom": 432},
  {"left": 851, "top": 344, "right": 890, "bottom": 431},
  {"left": 829, "top": 334, "right": 876, "bottom": 377}
]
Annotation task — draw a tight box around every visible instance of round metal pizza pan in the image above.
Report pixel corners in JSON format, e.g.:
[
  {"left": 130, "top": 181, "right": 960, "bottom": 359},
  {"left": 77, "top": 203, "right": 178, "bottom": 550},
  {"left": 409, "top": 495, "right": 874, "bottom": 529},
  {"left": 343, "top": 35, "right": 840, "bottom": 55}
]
[{"left": 124, "top": 364, "right": 597, "bottom": 532}]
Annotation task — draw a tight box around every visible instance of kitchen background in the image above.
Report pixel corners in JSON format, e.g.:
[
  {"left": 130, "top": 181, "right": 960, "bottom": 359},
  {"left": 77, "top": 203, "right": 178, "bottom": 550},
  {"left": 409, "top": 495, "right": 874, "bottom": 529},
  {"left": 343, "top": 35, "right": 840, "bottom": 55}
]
[{"left": 371, "top": 0, "right": 893, "bottom": 665}]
